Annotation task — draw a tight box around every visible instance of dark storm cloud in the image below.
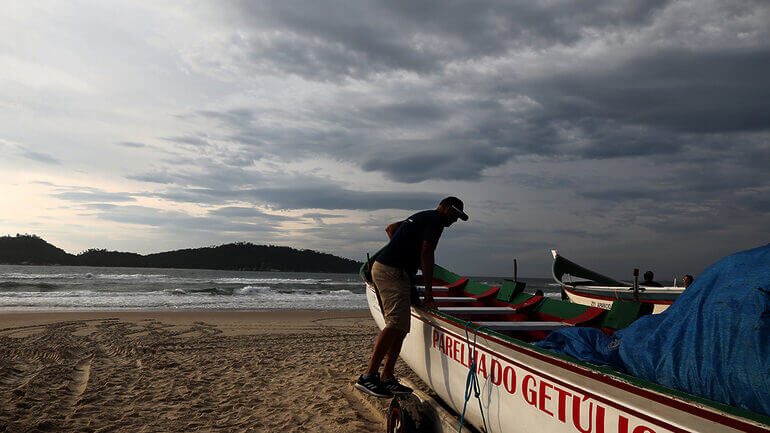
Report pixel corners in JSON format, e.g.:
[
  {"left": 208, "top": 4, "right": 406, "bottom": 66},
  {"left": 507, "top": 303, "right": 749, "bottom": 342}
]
[
  {"left": 225, "top": 0, "right": 670, "bottom": 80},
  {"left": 250, "top": 187, "right": 441, "bottom": 210},
  {"left": 146, "top": 185, "right": 442, "bottom": 211},
  {"left": 580, "top": 149, "right": 770, "bottom": 206},
  {"left": 188, "top": 50, "right": 770, "bottom": 183},
  {"left": 528, "top": 48, "right": 770, "bottom": 145},
  {"left": 97, "top": 0, "right": 768, "bottom": 274},
  {"left": 180, "top": 0, "right": 769, "bottom": 186},
  {"left": 361, "top": 141, "right": 510, "bottom": 183}
]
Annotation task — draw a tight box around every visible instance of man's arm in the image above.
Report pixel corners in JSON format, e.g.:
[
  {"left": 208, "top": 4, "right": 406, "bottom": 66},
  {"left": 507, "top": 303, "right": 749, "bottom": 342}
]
[
  {"left": 385, "top": 222, "right": 401, "bottom": 239},
  {"left": 421, "top": 240, "right": 437, "bottom": 309}
]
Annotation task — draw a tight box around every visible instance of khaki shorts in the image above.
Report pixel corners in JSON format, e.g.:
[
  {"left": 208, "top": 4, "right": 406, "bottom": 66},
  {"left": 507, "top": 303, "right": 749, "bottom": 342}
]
[{"left": 372, "top": 261, "right": 412, "bottom": 332}]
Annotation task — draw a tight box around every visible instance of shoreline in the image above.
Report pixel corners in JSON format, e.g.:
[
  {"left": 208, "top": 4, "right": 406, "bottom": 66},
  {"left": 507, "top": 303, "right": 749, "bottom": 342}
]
[
  {"left": 0, "top": 310, "right": 417, "bottom": 432},
  {"left": 0, "top": 310, "right": 371, "bottom": 334}
]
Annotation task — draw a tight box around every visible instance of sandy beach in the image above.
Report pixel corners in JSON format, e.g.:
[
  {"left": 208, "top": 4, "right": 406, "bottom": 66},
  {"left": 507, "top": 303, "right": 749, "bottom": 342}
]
[{"left": 0, "top": 311, "right": 424, "bottom": 433}]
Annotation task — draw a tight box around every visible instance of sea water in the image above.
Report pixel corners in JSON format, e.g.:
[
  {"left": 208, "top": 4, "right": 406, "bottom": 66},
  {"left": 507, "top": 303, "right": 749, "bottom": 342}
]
[{"left": 0, "top": 265, "right": 560, "bottom": 312}]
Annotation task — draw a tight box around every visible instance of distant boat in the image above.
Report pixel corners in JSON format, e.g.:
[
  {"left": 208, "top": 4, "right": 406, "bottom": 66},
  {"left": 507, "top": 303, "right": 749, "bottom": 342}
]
[
  {"left": 361, "top": 252, "right": 769, "bottom": 433},
  {"left": 551, "top": 250, "right": 684, "bottom": 313}
]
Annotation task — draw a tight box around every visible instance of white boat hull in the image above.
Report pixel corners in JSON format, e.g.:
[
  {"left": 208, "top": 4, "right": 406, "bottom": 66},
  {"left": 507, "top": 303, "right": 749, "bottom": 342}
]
[
  {"left": 562, "top": 286, "right": 679, "bottom": 314},
  {"left": 366, "top": 283, "right": 768, "bottom": 433}
]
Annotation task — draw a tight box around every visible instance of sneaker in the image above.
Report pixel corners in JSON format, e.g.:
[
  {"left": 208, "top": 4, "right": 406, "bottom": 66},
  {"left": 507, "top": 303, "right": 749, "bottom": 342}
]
[
  {"left": 355, "top": 373, "right": 393, "bottom": 398},
  {"left": 381, "top": 377, "right": 413, "bottom": 395}
]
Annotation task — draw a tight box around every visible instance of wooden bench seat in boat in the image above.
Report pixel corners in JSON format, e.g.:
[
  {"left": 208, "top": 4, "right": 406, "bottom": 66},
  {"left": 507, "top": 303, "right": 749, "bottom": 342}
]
[
  {"left": 475, "top": 321, "right": 573, "bottom": 331},
  {"left": 420, "top": 296, "right": 477, "bottom": 303},
  {"left": 416, "top": 286, "right": 450, "bottom": 293},
  {"left": 437, "top": 307, "right": 516, "bottom": 315}
]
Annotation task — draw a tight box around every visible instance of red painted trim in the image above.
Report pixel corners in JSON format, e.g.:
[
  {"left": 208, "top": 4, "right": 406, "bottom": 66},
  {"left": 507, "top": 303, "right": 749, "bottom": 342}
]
[
  {"left": 510, "top": 295, "right": 544, "bottom": 312},
  {"left": 468, "top": 286, "right": 499, "bottom": 301},
  {"left": 563, "top": 306, "right": 605, "bottom": 325},
  {"left": 564, "top": 286, "right": 675, "bottom": 305},
  {"left": 446, "top": 277, "right": 469, "bottom": 295},
  {"left": 411, "top": 309, "right": 769, "bottom": 433}
]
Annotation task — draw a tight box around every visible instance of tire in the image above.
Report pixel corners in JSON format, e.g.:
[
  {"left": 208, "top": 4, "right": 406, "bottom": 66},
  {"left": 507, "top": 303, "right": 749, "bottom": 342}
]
[{"left": 387, "top": 394, "right": 426, "bottom": 433}]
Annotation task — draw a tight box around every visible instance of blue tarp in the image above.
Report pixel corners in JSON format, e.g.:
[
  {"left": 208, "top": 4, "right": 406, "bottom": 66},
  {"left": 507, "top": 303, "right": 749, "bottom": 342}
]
[{"left": 536, "top": 243, "right": 770, "bottom": 417}]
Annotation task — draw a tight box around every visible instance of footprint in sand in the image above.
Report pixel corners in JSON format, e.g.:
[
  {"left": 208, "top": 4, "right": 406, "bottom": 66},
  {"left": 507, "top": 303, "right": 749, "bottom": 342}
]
[
  {"left": 322, "top": 367, "right": 385, "bottom": 429},
  {"left": 0, "top": 363, "right": 37, "bottom": 393},
  {"left": 67, "top": 357, "right": 92, "bottom": 402}
]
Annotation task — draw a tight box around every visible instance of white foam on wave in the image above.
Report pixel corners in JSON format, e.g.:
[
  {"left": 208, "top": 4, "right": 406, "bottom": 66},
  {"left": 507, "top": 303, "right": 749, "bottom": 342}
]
[
  {"left": 166, "top": 288, "right": 188, "bottom": 295},
  {"left": 235, "top": 286, "right": 273, "bottom": 295},
  {"left": 214, "top": 277, "right": 333, "bottom": 285},
  {"left": 319, "top": 281, "right": 363, "bottom": 286},
  {"left": 0, "top": 272, "right": 168, "bottom": 280},
  {"left": 235, "top": 286, "right": 355, "bottom": 296},
  {"left": 0, "top": 286, "right": 367, "bottom": 311},
  {"left": 1, "top": 273, "right": 92, "bottom": 279},
  {"left": 94, "top": 273, "right": 168, "bottom": 280}
]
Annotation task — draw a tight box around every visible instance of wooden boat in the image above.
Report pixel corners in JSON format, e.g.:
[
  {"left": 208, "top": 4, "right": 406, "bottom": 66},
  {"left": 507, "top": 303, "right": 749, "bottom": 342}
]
[
  {"left": 361, "top": 255, "right": 770, "bottom": 433},
  {"left": 551, "top": 251, "right": 684, "bottom": 314}
]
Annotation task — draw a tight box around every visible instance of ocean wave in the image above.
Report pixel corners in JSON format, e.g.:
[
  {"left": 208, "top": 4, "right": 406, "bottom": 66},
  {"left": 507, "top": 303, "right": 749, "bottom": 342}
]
[
  {"left": 0, "top": 272, "right": 168, "bottom": 280},
  {"left": 319, "top": 281, "right": 363, "bottom": 286},
  {"left": 1, "top": 273, "right": 93, "bottom": 279},
  {"left": 94, "top": 273, "right": 168, "bottom": 280},
  {"left": 0, "top": 281, "right": 63, "bottom": 291},
  {"left": 213, "top": 277, "right": 333, "bottom": 285},
  {"left": 0, "top": 288, "right": 367, "bottom": 311},
  {"left": 235, "top": 286, "right": 273, "bottom": 295}
]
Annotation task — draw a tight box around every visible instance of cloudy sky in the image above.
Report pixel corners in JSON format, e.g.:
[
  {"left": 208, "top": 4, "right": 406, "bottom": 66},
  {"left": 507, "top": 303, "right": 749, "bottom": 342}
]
[{"left": 1, "top": 1, "right": 768, "bottom": 278}]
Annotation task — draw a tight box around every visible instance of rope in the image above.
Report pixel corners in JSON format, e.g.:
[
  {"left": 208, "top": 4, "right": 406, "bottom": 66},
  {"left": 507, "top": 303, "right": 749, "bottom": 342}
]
[{"left": 459, "top": 322, "right": 489, "bottom": 433}]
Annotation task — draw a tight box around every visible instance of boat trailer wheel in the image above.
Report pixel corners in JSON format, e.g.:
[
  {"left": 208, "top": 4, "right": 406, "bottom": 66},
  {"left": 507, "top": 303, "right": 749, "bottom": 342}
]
[{"left": 387, "top": 395, "right": 423, "bottom": 433}]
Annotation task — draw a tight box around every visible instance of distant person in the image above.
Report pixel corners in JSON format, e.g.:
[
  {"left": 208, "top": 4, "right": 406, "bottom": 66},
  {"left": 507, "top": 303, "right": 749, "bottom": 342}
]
[
  {"left": 356, "top": 197, "right": 468, "bottom": 398},
  {"left": 641, "top": 270, "right": 663, "bottom": 287},
  {"left": 683, "top": 274, "right": 694, "bottom": 288}
]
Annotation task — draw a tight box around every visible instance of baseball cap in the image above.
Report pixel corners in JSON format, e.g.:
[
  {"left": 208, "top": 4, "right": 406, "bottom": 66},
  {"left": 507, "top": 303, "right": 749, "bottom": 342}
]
[{"left": 440, "top": 196, "right": 468, "bottom": 221}]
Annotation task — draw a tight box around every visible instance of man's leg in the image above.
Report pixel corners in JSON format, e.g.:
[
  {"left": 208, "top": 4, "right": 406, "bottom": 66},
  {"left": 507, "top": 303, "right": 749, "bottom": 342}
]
[
  {"left": 365, "top": 327, "right": 405, "bottom": 376},
  {"left": 380, "top": 329, "right": 407, "bottom": 380}
]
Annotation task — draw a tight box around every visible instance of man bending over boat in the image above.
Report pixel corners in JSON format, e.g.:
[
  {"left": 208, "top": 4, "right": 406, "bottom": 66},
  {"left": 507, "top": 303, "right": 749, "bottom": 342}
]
[{"left": 356, "top": 196, "right": 469, "bottom": 398}]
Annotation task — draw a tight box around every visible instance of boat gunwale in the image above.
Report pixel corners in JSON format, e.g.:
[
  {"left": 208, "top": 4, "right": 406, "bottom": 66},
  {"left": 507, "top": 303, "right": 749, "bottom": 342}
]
[{"left": 563, "top": 283, "right": 684, "bottom": 293}]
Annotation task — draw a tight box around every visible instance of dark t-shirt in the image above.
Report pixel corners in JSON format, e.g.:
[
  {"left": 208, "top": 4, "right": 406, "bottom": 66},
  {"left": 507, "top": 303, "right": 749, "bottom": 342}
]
[{"left": 376, "top": 210, "right": 444, "bottom": 275}]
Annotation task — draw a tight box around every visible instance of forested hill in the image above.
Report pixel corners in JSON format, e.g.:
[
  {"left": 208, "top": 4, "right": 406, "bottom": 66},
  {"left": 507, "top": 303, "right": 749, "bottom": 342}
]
[{"left": 0, "top": 234, "right": 362, "bottom": 273}]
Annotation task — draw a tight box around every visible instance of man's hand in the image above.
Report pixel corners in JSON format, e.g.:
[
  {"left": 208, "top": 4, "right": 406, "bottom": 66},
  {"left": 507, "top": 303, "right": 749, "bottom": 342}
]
[{"left": 421, "top": 240, "right": 437, "bottom": 309}]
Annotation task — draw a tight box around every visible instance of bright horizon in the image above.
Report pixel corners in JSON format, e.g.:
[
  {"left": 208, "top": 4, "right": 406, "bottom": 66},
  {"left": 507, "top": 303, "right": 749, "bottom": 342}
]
[{"left": 2, "top": 1, "right": 768, "bottom": 279}]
